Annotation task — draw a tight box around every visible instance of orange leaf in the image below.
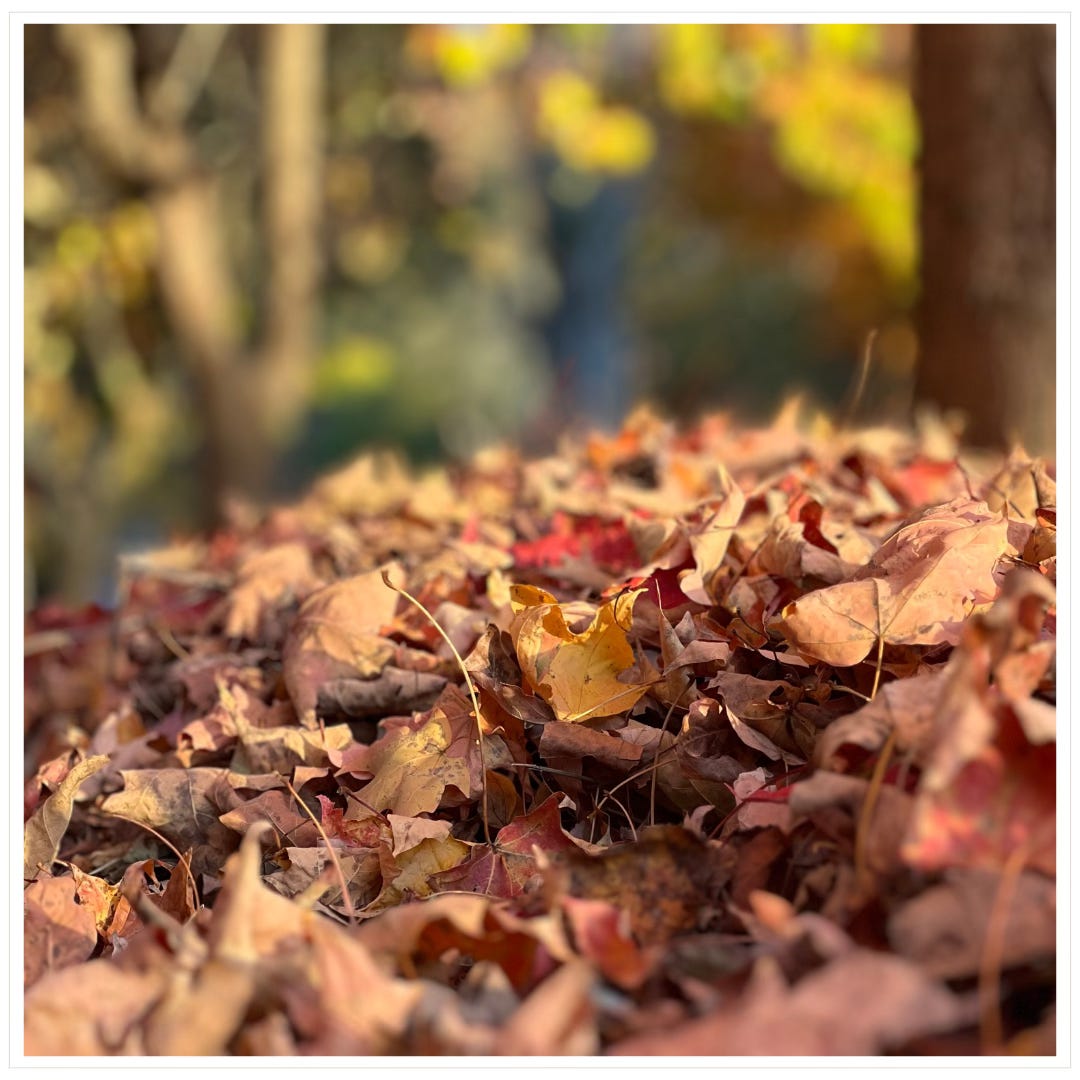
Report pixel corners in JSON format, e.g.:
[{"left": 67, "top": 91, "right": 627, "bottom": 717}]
[{"left": 510, "top": 585, "right": 648, "bottom": 722}]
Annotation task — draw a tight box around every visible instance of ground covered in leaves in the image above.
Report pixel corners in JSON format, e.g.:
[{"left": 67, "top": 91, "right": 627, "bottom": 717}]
[{"left": 24, "top": 406, "right": 1056, "bottom": 1056}]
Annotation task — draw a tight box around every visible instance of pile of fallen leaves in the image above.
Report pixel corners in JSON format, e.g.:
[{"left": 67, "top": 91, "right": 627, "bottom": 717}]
[{"left": 24, "top": 405, "right": 1056, "bottom": 1056}]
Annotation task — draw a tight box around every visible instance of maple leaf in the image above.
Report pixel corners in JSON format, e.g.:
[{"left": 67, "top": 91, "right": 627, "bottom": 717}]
[
  {"left": 343, "top": 685, "right": 482, "bottom": 816},
  {"left": 282, "top": 563, "right": 402, "bottom": 725},
  {"left": 464, "top": 624, "right": 556, "bottom": 726},
  {"left": 100, "top": 767, "right": 267, "bottom": 874},
  {"left": 368, "top": 834, "right": 471, "bottom": 911},
  {"left": 815, "top": 670, "right": 943, "bottom": 770},
  {"left": 898, "top": 598, "right": 1057, "bottom": 876},
  {"left": 510, "top": 585, "right": 649, "bottom": 722},
  {"left": 780, "top": 497, "right": 1012, "bottom": 666},
  {"left": 677, "top": 465, "right": 746, "bottom": 603},
  {"left": 432, "top": 794, "right": 581, "bottom": 897}
]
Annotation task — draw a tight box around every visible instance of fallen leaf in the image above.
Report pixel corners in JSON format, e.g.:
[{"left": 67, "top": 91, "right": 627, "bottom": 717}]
[
  {"left": 888, "top": 867, "right": 1055, "bottom": 979},
  {"left": 24, "top": 875, "right": 99, "bottom": 988},
  {"left": 432, "top": 794, "right": 581, "bottom": 897},
  {"left": 465, "top": 624, "right": 556, "bottom": 726},
  {"left": 368, "top": 834, "right": 470, "bottom": 911},
  {"left": 343, "top": 686, "right": 483, "bottom": 816},
  {"left": 539, "top": 722, "right": 643, "bottom": 772},
  {"left": 23, "top": 754, "right": 108, "bottom": 881},
  {"left": 100, "top": 767, "right": 251, "bottom": 875},
  {"left": 545, "top": 826, "right": 725, "bottom": 943},
  {"left": 510, "top": 585, "right": 649, "bottom": 722},
  {"left": 780, "top": 497, "right": 1011, "bottom": 666},
  {"left": 678, "top": 468, "right": 746, "bottom": 603},
  {"left": 317, "top": 667, "right": 447, "bottom": 720},
  {"left": 387, "top": 814, "right": 453, "bottom": 855},
  {"left": 611, "top": 950, "right": 971, "bottom": 1055},
  {"left": 561, "top": 896, "right": 655, "bottom": 990},
  {"left": 492, "top": 960, "right": 599, "bottom": 1055},
  {"left": 815, "top": 670, "right": 943, "bottom": 769},
  {"left": 283, "top": 563, "right": 402, "bottom": 725},
  {"left": 218, "top": 788, "right": 321, "bottom": 847},
  {"left": 24, "top": 960, "right": 166, "bottom": 1054},
  {"left": 224, "top": 541, "right": 321, "bottom": 640}
]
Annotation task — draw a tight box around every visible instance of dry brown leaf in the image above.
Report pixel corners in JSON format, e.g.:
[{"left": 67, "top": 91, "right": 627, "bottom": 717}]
[
  {"left": 780, "top": 497, "right": 1011, "bottom": 665},
  {"left": 100, "top": 767, "right": 249, "bottom": 874},
  {"left": 23, "top": 754, "right": 108, "bottom": 881},
  {"left": 888, "top": 867, "right": 1055, "bottom": 979},
  {"left": 283, "top": 563, "right": 402, "bottom": 725},
  {"left": 816, "top": 669, "right": 943, "bottom": 768},
  {"left": 387, "top": 814, "right": 453, "bottom": 855},
  {"left": 24, "top": 875, "right": 99, "bottom": 988},
  {"left": 24, "top": 960, "right": 166, "bottom": 1055},
  {"left": 678, "top": 467, "right": 746, "bottom": 603},
  {"left": 612, "top": 950, "right": 970, "bottom": 1055},
  {"left": 317, "top": 667, "right": 447, "bottom": 720},
  {"left": 368, "top": 834, "right": 471, "bottom": 911},
  {"left": 546, "top": 826, "right": 725, "bottom": 943},
  {"left": 492, "top": 960, "right": 599, "bottom": 1055},
  {"left": 224, "top": 541, "right": 322, "bottom": 640}
]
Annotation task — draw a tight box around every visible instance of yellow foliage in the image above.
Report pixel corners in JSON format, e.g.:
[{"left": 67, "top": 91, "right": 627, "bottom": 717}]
[
  {"left": 409, "top": 25, "right": 531, "bottom": 88},
  {"left": 315, "top": 336, "right": 396, "bottom": 401},
  {"left": 538, "top": 71, "right": 655, "bottom": 177},
  {"left": 55, "top": 218, "right": 103, "bottom": 271},
  {"left": 809, "top": 23, "right": 880, "bottom": 63},
  {"left": 509, "top": 585, "right": 649, "bottom": 722},
  {"left": 765, "top": 64, "right": 917, "bottom": 276}
]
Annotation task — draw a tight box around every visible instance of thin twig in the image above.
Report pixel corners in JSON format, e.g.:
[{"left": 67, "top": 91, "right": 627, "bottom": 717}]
[
  {"left": 838, "top": 328, "right": 877, "bottom": 433},
  {"left": 650, "top": 691, "right": 688, "bottom": 826},
  {"left": 283, "top": 775, "right": 356, "bottom": 925},
  {"left": 101, "top": 811, "right": 201, "bottom": 912},
  {"left": 382, "top": 570, "right": 495, "bottom": 848},
  {"left": 854, "top": 727, "right": 896, "bottom": 888},
  {"left": 979, "top": 842, "right": 1030, "bottom": 1053}
]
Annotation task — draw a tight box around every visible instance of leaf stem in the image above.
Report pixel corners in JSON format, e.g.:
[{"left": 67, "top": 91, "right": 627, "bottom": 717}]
[{"left": 383, "top": 570, "right": 495, "bottom": 849}]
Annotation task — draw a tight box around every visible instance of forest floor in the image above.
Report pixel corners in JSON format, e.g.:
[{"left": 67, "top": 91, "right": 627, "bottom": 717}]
[{"left": 24, "top": 404, "right": 1056, "bottom": 1057}]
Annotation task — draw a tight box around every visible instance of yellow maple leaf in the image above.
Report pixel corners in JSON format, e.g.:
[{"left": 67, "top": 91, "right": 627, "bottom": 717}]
[{"left": 509, "top": 586, "right": 648, "bottom": 723}]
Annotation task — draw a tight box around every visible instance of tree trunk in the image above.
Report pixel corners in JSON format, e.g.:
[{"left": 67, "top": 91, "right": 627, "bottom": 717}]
[
  {"left": 914, "top": 24, "right": 1056, "bottom": 456},
  {"left": 58, "top": 24, "right": 326, "bottom": 517}
]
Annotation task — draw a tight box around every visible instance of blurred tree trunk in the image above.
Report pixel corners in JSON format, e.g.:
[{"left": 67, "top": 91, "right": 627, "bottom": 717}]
[
  {"left": 914, "top": 24, "right": 1056, "bottom": 456},
  {"left": 59, "top": 24, "right": 325, "bottom": 520}
]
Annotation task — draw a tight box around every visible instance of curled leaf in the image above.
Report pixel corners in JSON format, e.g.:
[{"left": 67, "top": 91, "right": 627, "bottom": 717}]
[
  {"left": 23, "top": 755, "right": 108, "bottom": 882},
  {"left": 510, "top": 586, "right": 649, "bottom": 722}
]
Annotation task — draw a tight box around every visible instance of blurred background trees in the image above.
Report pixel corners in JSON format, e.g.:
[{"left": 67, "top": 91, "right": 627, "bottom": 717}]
[{"left": 23, "top": 23, "right": 1055, "bottom": 603}]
